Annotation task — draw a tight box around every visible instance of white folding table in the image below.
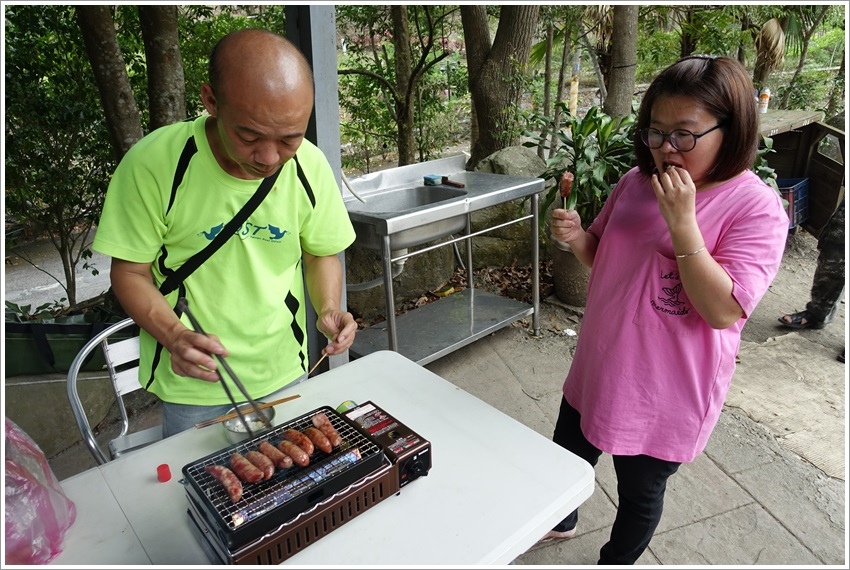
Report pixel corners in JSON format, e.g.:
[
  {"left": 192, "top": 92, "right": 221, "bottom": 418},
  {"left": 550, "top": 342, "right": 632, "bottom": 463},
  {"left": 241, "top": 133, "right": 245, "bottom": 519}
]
[{"left": 53, "top": 350, "right": 593, "bottom": 565}]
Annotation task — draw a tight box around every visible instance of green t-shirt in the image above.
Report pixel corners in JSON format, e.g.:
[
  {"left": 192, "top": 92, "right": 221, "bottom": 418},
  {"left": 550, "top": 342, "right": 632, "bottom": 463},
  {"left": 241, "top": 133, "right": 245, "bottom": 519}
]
[{"left": 93, "top": 116, "right": 355, "bottom": 405}]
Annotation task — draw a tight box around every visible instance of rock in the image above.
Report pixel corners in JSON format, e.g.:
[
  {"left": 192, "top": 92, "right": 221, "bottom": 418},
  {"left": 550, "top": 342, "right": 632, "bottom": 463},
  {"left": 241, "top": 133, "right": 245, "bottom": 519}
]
[
  {"left": 468, "top": 146, "right": 548, "bottom": 268},
  {"left": 473, "top": 146, "right": 547, "bottom": 178}
]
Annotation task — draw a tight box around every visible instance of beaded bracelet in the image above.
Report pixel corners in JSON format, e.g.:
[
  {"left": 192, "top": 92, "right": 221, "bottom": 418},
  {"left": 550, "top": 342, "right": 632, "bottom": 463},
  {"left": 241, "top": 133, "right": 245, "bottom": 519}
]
[{"left": 676, "top": 246, "right": 706, "bottom": 259}]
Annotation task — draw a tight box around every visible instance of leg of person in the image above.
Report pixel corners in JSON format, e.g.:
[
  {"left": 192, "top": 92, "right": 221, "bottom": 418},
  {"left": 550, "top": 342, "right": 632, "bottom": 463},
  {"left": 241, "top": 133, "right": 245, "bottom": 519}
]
[
  {"left": 597, "top": 453, "right": 681, "bottom": 565},
  {"left": 543, "top": 396, "right": 603, "bottom": 540},
  {"left": 780, "top": 200, "right": 845, "bottom": 329},
  {"left": 162, "top": 401, "right": 234, "bottom": 438},
  {"left": 806, "top": 199, "right": 845, "bottom": 324}
]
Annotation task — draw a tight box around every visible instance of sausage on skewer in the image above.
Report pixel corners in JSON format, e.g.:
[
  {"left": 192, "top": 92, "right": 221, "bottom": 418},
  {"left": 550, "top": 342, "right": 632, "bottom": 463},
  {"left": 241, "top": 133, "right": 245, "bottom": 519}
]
[
  {"left": 230, "top": 452, "right": 264, "bottom": 483},
  {"left": 278, "top": 440, "right": 310, "bottom": 467},
  {"left": 258, "top": 440, "right": 293, "bottom": 469},
  {"left": 245, "top": 450, "right": 275, "bottom": 480},
  {"left": 282, "top": 429, "right": 314, "bottom": 455},
  {"left": 304, "top": 426, "right": 333, "bottom": 454},
  {"left": 559, "top": 171, "right": 575, "bottom": 210},
  {"left": 205, "top": 465, "right": 243, "bottom": 503},
  {"left": 311, "top": 412, "right": 343, "bottom": 448}
]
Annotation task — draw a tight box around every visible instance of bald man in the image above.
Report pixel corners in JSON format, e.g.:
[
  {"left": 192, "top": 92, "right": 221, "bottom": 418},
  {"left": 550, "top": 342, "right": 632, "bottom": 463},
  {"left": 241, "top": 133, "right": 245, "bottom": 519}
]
[{"left": 94, "top": 29, "right": 357, "bottom": 436}]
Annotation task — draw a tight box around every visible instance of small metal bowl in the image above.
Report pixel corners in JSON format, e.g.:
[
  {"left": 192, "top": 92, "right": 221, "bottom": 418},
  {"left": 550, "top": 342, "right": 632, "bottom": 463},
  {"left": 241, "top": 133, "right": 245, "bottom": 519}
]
[{"left": 222, "top": 402, "right": 276, "bottom": 445}]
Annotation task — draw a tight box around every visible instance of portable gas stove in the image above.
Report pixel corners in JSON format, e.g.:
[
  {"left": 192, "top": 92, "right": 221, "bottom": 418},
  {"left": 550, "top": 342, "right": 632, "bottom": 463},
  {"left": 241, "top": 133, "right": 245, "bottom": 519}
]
[{"left": 184, "top": 403, "right": 430, "bottom": 564}]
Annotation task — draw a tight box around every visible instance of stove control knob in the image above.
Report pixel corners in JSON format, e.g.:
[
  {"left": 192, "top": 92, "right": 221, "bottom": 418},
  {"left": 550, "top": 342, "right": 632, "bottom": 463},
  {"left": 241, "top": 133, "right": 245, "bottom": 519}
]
[{"left": 407, "top": 458, "right": 429, "bottom": 478}]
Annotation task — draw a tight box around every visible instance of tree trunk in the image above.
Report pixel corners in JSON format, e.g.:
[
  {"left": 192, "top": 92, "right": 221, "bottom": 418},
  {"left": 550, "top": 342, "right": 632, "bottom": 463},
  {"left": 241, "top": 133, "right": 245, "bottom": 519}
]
[
  {"left": 779, "top": 6, "right": 830, "bottom": 110},
  {"left": 825, "top": 51, "right": 845, "bottom": 120},
  {"left": 461, "top": 6, "right": 490, "bottom": 156},
  {"left": 580, "top": 25, "right": 606, "bottom": 104},
  {"left": 462, "top": 5, "right": 539, "bottom": 170},
  {"left": 603, "top": 5, "right": 638, "bottom": 118},
  {"left": 679, "top": 8, "right": 697, "bottom": 57},
  {"left": 549, "top": 26, "right": 570, "bottom": 154},
  {"left": 736, "top": 13, "right": 750, "bottom": 65},
  {"left": 538, "top": 21, "right": 554, "bottom": 160},
  {"left": 391, "top": 6, "right": 416, "bottom": 166},
  {"left": 138, "top": 5, "right": 186, "bottom": 130},
  {"left": 75, "top": 5, "right": 143, "bottom": 161}
]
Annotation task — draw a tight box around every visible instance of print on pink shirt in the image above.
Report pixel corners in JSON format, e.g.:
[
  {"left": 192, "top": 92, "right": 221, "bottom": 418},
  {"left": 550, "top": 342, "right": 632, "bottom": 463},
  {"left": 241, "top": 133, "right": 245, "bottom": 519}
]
[{"left": 652, "top": 271, "right": 688, "bottom": 316}]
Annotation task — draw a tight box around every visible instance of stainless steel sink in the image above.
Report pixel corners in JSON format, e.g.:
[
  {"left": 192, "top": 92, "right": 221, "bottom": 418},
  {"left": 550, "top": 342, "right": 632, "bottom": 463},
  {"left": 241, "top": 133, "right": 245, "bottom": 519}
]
[
  {"left": 347, "top": 186, "right": 467, "bottom": 214},
  {"left": 345, "top": 185, "right": 469, "bottom": 250},
  {"left": 343, "top": 156, "right": 546, "bottom": 251}
]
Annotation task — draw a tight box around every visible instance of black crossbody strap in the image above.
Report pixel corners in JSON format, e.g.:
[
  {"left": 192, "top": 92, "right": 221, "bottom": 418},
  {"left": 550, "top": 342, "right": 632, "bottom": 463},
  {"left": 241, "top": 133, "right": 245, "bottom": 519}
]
[
  {"left": 158, "top": 166, "right": 282, "bottom": 296},
  {"left": 166, "top": 136, "right": 198, "bottom": 215}
]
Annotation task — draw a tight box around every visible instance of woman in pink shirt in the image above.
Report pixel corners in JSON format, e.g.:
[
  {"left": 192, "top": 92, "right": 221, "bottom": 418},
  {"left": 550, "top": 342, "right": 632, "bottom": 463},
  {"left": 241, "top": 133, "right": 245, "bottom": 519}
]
[{"left": 544, "top": 56, "right": 789, "bottom": 564}]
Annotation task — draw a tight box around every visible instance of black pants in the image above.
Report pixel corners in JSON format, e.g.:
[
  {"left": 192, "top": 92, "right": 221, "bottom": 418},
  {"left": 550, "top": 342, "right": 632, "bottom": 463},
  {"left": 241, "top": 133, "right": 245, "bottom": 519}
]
[{"left": 552, "top": 397, "right": 681, "bottom": 565}]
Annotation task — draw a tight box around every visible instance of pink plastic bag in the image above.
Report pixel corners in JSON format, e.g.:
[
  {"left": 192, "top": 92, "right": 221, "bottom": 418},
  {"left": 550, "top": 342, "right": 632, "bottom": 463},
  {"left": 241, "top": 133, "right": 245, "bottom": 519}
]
[{"left": 4, "top": 417, "right": 76, "bottom": 564}]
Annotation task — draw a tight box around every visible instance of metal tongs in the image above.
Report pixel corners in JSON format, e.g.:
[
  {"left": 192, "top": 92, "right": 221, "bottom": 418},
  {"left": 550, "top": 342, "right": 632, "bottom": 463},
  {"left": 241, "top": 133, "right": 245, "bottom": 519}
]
[{"left": 176, "top": 297, "right": 272, "bottom": 438}]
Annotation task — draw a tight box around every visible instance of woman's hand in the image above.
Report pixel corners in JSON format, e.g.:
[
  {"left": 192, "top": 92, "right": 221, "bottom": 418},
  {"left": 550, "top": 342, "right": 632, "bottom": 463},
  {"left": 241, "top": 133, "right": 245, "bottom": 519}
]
[
  {"left": 651, "top": 166, "right": 697, "bottom": 231},
  {"left": 550, "top": 207, "right": 584, "bottom": 244}
]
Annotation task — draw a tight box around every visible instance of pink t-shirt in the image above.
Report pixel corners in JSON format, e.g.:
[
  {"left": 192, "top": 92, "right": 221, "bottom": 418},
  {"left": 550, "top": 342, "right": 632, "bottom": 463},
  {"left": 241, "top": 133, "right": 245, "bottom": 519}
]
[{"left": 564, "top": 167, "right": 788, "bottom": 463}]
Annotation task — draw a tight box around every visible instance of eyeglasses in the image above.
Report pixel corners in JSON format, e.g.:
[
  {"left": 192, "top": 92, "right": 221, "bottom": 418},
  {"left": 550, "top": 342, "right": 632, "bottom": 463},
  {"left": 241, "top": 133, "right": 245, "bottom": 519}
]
[{"left": 639, "top": 124, "right": 724, "bottom": 152}]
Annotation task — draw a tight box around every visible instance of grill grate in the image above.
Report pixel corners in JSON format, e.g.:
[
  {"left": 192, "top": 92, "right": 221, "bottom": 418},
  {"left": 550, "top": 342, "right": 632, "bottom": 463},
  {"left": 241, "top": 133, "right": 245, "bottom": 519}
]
[{"left": 183, "top": 406, "right": 386, "bottom": 549}]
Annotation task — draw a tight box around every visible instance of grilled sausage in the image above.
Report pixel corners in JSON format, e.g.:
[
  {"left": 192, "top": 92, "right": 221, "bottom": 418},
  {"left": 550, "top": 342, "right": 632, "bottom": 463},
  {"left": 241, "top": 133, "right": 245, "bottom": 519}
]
[
  {"left": 311, "top": 411, "right": 331, "bottom": 427},
  {"left": 245, "top": 450, "right": 275, "bottom": 480},
  {"left": 559, "top": 171, "right": 574, "bottom": 198},
  {"left": 311, "top": 413, "right": 343, "bottom": 447},
  {"left": 258, "top": 440, "right": 293, "bottom": 469},
  {"left": 205, "top": 465, "right": 243, "bottom": 503},
  {"left": 304, "top": 426, "right": 333, "bottom": 454},
  {"left": 277, "top": 439, "right": 310, "bottom": 467},
  {"left": 282, "top": 429, "right": 314, "bottom": 455},
  {"left": 230, "top": 452, "right": 264, "bottom": 483}
]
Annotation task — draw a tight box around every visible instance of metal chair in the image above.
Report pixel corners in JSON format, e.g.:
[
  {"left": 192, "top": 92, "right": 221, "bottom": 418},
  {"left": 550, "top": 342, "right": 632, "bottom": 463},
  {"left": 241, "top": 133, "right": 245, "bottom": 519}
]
[{"left": 66, "top": 317, "right": 162, "bottom": 464}]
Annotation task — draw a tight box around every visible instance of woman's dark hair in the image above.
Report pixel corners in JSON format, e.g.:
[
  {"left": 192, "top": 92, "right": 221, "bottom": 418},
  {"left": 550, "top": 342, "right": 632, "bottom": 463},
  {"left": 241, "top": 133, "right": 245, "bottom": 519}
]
[{"left": 634, "top": 55, "right": 759, "bottom": 182}]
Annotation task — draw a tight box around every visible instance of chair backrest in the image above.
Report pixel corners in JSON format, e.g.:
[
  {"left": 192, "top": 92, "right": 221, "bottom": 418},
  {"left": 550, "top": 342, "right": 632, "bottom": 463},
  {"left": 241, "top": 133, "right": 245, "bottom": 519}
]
[{"left": 66, "top": 317, "right": 161, "bottom": 465}]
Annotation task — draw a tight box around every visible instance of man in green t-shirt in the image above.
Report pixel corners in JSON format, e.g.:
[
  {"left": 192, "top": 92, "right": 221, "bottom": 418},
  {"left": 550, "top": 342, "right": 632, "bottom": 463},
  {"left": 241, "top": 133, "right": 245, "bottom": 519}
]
[{"left": 94, "top": 29, "right": 357, "bottom": 436}]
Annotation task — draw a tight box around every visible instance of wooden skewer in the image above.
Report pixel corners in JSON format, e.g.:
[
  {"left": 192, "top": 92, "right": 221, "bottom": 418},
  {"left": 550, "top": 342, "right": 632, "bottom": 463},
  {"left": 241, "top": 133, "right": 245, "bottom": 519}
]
[
  {"left": 194, "top": 394, "right": 301, "bottom": 429},
  {"left": 308, "top": 352, "right": 328, "bottom": 377}
]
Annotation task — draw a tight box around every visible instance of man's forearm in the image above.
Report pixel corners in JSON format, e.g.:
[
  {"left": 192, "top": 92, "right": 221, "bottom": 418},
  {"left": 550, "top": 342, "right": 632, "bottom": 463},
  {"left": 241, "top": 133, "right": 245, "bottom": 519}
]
[
  {"left": 110, "top": 258, "right": 186, "bottom": 349},
  {"left": 303, "top": 253, "right": 344, "bottom": 316}
]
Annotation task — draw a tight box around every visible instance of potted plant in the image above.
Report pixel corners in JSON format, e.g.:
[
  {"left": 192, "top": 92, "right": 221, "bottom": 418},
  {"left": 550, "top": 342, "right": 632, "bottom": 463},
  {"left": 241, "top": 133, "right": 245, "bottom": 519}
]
[
  {"left": 524, "top": 104, "right": 636, "bottom": 305},
  {"left": 5, "top": 294, "right": 129, "bottom": 377}
]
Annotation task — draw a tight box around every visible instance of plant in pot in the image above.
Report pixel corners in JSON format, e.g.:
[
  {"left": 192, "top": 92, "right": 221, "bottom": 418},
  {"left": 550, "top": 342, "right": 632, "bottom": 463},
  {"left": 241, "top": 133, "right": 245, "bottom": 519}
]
[{"left": 524, "top": 103, "right": 636, "bottom": 306}]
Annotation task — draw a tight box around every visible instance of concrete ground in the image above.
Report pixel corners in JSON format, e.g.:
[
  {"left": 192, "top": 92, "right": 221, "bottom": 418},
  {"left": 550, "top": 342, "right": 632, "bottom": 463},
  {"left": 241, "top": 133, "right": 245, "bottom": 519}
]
[{"left": 6, "top": 228, "right": 848, "bottom": 566}]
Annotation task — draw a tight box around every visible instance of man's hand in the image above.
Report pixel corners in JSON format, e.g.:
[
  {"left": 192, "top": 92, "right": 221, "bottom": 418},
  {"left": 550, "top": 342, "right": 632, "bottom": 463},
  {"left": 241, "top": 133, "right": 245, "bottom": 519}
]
[
  {"left": 316, "top": 309, "right": 358, "bottom": 356},
  {"left": 166, "top": 328, "right": 229, "bottom": 382}
]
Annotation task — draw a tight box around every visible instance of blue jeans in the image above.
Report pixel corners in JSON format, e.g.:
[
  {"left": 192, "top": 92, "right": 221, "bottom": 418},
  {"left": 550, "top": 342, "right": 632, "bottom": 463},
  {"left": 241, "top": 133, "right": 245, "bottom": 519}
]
[
  {"left": 161, "top": 373, "right": 308, "bottom": 438},
  {"left": 552, "top": 397, "right": 681, "bottom": 565}
]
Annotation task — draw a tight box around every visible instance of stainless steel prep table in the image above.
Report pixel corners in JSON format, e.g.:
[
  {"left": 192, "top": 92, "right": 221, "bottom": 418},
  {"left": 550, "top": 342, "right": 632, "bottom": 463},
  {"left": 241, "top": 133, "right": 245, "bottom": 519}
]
[
  {"left": 345, "top": 155, "right": 545, "bottom": 365},
  {"left": 52, "top": 350, "right": 593, "bottom": 565}
]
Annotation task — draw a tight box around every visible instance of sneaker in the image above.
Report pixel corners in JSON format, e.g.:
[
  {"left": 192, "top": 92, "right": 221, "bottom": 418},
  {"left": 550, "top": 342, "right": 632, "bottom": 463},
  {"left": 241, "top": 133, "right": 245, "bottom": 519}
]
[{"left": 539, "top": 527, "right": 577, "bottom": 542}]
